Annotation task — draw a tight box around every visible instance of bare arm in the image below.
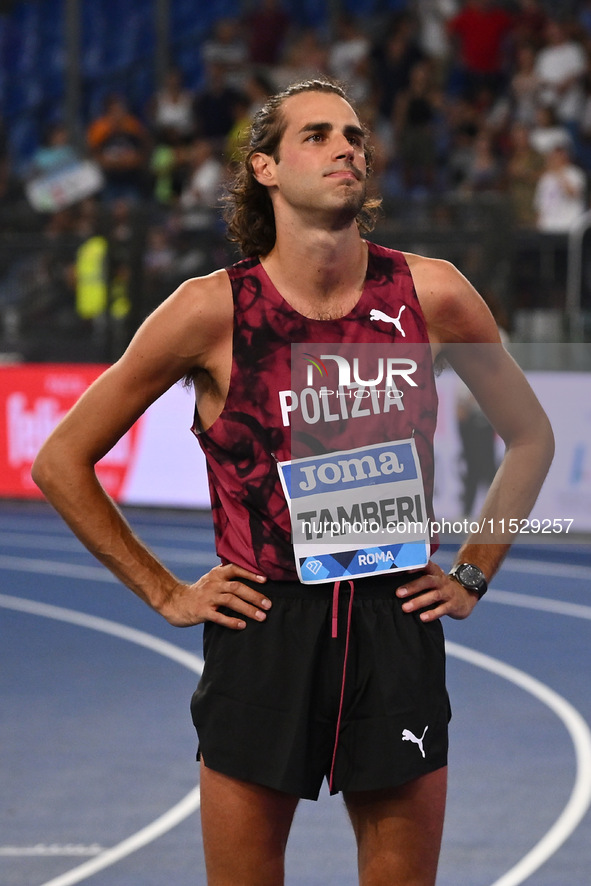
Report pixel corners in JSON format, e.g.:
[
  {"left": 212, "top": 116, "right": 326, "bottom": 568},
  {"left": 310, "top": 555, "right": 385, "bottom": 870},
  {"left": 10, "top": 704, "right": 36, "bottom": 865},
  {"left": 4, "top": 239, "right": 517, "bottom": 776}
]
[
  {"left": 398, "top": 256, "right": 555, "bottom": 621},
  {"left": 32, "top": 271, "right": 270, "bottom": 629}
]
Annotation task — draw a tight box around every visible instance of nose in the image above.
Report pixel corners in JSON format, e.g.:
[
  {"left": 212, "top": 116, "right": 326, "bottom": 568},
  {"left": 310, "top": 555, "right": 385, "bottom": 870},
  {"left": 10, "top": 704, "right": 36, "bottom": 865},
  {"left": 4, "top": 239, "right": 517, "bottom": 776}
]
[{"left": 333, "top": 132, "right": 355, "bottom": 161}]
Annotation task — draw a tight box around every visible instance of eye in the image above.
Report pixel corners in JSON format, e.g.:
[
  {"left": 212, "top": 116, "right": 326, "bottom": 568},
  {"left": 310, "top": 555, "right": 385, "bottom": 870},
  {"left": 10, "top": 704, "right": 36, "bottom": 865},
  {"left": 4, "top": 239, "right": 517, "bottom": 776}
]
[
  {"left": 306, "top": 132, "right": 324, "bottom": 143},
  {"left": 347, "top": 132, "right": 365, "bottom": 148}
]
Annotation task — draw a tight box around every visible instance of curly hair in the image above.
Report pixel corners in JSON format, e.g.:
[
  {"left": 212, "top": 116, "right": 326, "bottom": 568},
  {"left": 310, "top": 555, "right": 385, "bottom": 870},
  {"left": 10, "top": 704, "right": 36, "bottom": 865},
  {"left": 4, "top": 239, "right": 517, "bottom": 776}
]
[{"left": 223, "top": 79, "right": 382, "bottom": 257}]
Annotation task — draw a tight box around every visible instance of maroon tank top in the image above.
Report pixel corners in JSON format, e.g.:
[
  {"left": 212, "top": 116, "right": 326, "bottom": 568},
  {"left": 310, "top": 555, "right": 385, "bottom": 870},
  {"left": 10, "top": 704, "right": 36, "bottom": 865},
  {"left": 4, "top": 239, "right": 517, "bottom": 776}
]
[{"left": 195, "top": 241, "right": 437, "bottom": 580}]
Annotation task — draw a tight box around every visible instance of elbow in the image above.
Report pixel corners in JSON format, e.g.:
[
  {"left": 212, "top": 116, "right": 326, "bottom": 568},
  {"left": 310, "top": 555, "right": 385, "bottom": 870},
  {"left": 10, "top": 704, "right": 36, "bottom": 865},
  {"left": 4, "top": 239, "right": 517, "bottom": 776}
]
[
  {"left": 531, "top": 410, "right": 555, "bottom": 478},
  {"left": 32, "top": 435, "right": 98, "bottom": 503},
  {"left": 544, "top": 416, "right": 556, "bottom": 472},
  {"left": 31, "top": 438, "right": 72, "bottom": 498},
  {"left": 508, "top": 409, "right": 555, "bottom": 478},
  {"left": 31, "top": 444, "right": 55, "bottom": 496}
]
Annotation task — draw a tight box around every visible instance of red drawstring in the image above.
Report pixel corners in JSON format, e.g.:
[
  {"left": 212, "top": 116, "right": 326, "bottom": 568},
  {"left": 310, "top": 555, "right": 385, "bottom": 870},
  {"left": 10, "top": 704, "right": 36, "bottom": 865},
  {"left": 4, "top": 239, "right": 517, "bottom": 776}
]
[
  {"left": 328, "top": 579, "right": 355, "bottom": 792},
  {"left": 331, "top": 580, "right": 340, "bottom": 638}
]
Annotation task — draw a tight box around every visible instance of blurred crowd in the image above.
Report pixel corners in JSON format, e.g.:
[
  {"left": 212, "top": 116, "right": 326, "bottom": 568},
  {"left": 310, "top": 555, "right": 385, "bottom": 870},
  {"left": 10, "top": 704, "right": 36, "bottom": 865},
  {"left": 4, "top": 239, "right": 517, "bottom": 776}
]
[{"left": 2, "top": 0, "right": 591, "bottom": 356}]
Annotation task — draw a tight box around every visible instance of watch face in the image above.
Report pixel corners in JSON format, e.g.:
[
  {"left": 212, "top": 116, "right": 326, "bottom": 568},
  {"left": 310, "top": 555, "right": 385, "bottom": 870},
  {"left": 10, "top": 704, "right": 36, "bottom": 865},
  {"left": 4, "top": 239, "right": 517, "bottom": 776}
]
[
  {"left": 450, "top": 564, "right": 487, "bottom": 598},
  {"left": 458, "top": 564, "right": 483, "bottom": 588}
]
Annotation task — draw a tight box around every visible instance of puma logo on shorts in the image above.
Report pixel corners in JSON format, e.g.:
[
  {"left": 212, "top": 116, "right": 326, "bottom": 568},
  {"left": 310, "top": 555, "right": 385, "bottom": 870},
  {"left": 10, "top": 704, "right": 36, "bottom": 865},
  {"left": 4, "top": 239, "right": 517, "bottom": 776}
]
[{"left": 402, "top": 725, "right": 428, "bottom": 758}]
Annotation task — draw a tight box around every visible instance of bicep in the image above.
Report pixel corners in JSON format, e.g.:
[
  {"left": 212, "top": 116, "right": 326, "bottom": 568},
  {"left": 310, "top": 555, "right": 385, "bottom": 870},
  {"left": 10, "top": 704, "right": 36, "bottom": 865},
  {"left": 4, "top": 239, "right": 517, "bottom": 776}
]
[
  {"left": 408, "top": 255, "right": 503, "bottom": 349},
  {"left": 47, "top": 359, "right": 178, "bottom": 466},
  {"left": 40, "top": 275, "right": 229, "bottom": 465},
  {"left": 409, "top": 255, "right": 550, "bottom": 445}
]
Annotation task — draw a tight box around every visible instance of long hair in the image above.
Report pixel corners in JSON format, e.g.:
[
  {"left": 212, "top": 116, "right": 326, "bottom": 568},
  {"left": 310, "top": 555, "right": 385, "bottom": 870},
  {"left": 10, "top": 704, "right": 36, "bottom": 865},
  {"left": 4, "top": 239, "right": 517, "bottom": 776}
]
[{"left": 223, "top": 79, "right": 382, "bottom": 257}]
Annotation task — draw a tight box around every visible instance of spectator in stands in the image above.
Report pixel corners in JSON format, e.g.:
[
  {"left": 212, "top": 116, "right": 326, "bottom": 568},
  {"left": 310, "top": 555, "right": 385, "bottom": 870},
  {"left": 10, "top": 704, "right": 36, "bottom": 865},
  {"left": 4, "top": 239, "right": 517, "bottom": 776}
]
[
  {"left": 534, "top": 18, "right": 587, "bottom": 127},
  {"left": 74, "top": 226, "right": 109, "bottom": 323},
  {"left": 178, "top": 138, "right": 224, "bottom": 211},
  {"left": 370, "top": 14, "right": 425, "bottom": 124},
  {"left": 447, "top": 0, "right": 515, "bottom": 100},
  {"left": 150, "top": 67, "right": 195, "bottom": 145},
  {"left": 328, "top": 14, "right": 371, "bottom": 104},
  {"left": 533, "top": 144, "right": 587, "bottom": 233},
  {"left": 508, "top": 43, "right": 541, "bottom": 127},
  {"left": 529, "top": 104, "right": 573, "bottom": 156},
  {"left": 460, "top": 129, "right": 503, "bottom": 193},
  {"left": 142, "top": 225, "right": 177, "bottom": 312},
  {"left": 272, "top": 28, "right": 329, "bottom": 90},
  {"left": 193, "top": 61, "right": 246, "bottom": 149},
  {"left": 244, "top": 0, "right": 291, "bottom": 67},
  {"left": 21, "top": 206, "right": 81, "bottom": 345},
  {"left": 201, "top": 17, "right": 249, "bottom": 90},
  {"left": 72, "top": 196, "right": 101, "bottom": 241},
  {"left": 28, "top": 122, "right": 81, "bottom": 178},
  {"left": 150, "top": 128, "right": 189, "bottom": 206},
  {"left": 87, "top": 94, "right": 151, "bottom": 204},
  {"left": 394, "top": 60, "right": 442, "bottom": 194},
  {"left": 354, "top": 98, "right": 392, "bottom": 196},
  {"left": 504, "top": 121, "right": 545, "bottom": 227},
  {"left": 244, "top": 69, "right": 276, "bottom": 117},
  {"left": 511, "top": 0, "right": 548, "bottom": 50},
  {"left": 574, "top": 70, "right": 591, "bottom": 171},
  {"left": 414, "top": 0, "right": 458, "bottom": 75},
  {"left": 444, "top": 97, "right": 481, "bottom": 189},
  {"left": 225, "top": 70, "right": 276, "bottom": 167},
  {"left": 225, "top": 94, "right": 253, "bottom": 167}
]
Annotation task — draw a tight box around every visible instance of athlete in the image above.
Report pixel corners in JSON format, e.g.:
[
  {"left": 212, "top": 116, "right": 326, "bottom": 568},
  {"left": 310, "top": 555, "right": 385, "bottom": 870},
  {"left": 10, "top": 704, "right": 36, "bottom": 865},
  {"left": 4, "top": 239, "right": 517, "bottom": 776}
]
[{"left": 32, "top": 80, "right": 554, "bottom": 886}]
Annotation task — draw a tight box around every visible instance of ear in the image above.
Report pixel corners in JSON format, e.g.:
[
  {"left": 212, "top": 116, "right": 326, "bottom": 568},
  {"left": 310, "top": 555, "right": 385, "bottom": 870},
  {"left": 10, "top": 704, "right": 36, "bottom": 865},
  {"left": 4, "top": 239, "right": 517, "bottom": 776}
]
[{"left": 251, "top": 151, "right": 277, "bottom": 187}]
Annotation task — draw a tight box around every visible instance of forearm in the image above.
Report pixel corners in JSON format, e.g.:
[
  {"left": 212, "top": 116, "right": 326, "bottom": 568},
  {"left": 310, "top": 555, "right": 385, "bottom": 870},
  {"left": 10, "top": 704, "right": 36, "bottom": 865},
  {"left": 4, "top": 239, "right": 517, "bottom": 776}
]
[
  {"left": 397, "top": 429, "right": 554, "bottom": 622},
  {"left": 32, "top": 447, "right": 180, "bottom": 613},
  {"left": 455, "top": 427, "right": 555, "bottom": 580}
]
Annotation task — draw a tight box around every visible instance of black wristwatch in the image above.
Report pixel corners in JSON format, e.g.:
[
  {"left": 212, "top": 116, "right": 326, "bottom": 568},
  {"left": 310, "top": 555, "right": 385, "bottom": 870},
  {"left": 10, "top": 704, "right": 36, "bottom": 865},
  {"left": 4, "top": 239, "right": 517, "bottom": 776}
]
[{"left": 448, "top": 563, "right": 488, "bottom": 599}]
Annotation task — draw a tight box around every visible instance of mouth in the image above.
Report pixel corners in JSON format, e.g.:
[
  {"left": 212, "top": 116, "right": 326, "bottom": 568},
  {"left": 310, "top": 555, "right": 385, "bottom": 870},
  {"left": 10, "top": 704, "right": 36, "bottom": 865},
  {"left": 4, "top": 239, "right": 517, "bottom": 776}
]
[{"left": 325, "top": 166, "right": 363, "bottom": 181}]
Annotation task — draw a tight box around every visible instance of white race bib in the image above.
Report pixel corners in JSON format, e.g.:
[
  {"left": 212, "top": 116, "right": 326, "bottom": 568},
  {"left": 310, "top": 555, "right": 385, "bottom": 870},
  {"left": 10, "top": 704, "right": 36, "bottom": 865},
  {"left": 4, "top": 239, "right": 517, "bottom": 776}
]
[{"left": 277, "top": 439, "right": 430, "bottom": 584}]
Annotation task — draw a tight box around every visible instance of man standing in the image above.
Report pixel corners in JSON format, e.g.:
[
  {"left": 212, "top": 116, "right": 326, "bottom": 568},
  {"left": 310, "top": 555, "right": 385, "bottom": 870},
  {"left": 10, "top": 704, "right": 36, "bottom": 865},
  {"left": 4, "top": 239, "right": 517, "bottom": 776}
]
[
  {"left": 447, "top": 0, "right": 515, "bottom": 99},
  {"left": 534, "top": 144, "right": 587, "bottom": 234},
  {"left": 33, "top": 80, "right": 554, "bottom": 886}
]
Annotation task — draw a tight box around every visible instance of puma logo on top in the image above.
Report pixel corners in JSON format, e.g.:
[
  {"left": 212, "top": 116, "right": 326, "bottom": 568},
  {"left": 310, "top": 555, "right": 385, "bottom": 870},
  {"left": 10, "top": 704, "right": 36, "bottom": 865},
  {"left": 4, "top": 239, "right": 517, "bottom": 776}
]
[
  {"left": 402, "top": 726, "right": 428, "bottom": 758},
  {"left": 369, "top": 306, "right": 407, "bottom": 337}
]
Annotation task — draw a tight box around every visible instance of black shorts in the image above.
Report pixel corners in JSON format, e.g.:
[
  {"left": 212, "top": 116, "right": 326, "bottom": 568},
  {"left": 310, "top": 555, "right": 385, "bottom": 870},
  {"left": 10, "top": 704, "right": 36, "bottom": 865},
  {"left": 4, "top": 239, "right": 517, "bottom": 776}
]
[{"left": 190, "top": 572, "right": 450, "bottom": 801}]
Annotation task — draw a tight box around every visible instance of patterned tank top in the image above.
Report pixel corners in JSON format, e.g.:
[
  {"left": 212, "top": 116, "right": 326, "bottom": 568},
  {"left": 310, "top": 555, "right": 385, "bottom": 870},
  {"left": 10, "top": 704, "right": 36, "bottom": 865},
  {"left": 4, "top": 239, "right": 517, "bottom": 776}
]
[{"left": 195, "top": 241, "right": 437, "bottom": 581}]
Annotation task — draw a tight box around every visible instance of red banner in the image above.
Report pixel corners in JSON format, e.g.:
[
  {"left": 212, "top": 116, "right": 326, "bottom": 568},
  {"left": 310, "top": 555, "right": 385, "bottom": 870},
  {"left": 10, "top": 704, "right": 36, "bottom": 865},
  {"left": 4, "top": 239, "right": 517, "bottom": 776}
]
[{"left": 0, "top": 364, "right": 142, "bottom": 500}]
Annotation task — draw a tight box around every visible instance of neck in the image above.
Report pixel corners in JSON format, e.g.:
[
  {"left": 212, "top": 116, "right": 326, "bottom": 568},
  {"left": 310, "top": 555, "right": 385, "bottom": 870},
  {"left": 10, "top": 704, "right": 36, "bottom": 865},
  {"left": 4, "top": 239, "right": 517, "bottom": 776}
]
[{"left": 261, "top": 221, "right": 368, "bottom": 318}]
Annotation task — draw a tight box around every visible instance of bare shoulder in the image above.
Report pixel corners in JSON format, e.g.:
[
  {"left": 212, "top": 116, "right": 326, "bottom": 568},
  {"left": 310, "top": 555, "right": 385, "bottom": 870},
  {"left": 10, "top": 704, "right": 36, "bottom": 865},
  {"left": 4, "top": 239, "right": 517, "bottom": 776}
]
[
  {"left": 119, "top": 268, "right": 233, "bottom": 382},
  {"left": 147, "top": 269, "right": 232, "bottom": 348},
  {"left": 403, "top": 252, "right": 501, "bottom": 346},
  {"left": 67, "top": 268, "right": 234, "bottom": 425}
]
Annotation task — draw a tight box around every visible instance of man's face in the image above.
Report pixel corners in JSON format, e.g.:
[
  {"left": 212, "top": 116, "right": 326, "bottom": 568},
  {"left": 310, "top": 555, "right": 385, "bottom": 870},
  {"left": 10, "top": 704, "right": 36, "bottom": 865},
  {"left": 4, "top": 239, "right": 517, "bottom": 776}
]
[{"left": 257, "top": 90, "right": 368, "bottom": 224}]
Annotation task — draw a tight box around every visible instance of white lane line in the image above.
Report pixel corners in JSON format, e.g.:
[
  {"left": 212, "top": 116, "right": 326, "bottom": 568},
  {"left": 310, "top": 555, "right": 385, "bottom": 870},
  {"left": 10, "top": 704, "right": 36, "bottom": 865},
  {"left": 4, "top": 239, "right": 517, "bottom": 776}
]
[
  {"left": 459, "top": 588, "right": 591, "bottom": 883},
  {"left": 2, "top": 586, "right": 591, "bottom": 885},
  {"left": 0, "top": 594, "right": 203, "bottom": 886},
  {"left": 488, "top": 589, "right": 591, "bottom": 620},
  {"left": 497, "top": 558, "right": 591, "bottom": 582},
  {"left": 36, "top": 787, "right": 201, "bottom": 886},
  {"left": 0, "top": 556, "right": 119, "bottom": 581},
  {"left": 0, "top": 533, "right": 97, "bottom": 553},
  {"left": 0, "top": 593, "right": 204, "bottom": 673},
  {"left": 447, "top": 641, "right": 591, "bottom": 886}
]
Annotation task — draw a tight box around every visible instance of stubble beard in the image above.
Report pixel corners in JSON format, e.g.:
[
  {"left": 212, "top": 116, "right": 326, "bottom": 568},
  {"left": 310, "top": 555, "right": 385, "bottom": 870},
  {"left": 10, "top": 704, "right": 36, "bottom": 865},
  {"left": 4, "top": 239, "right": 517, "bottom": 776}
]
[{"left": 327, "top": 179, "right": 367, "bottom": 229}]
